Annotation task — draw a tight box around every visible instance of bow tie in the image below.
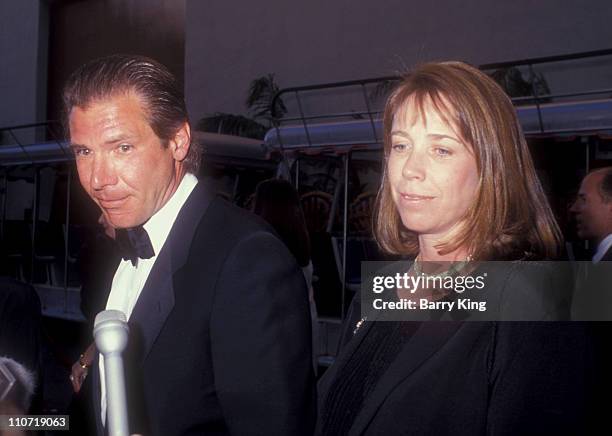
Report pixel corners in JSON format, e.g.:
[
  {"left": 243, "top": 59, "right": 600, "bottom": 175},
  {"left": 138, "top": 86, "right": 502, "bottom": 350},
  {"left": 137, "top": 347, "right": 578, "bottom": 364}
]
[{"left": 115, "top": 226, "right": 155, "bottom": 266}]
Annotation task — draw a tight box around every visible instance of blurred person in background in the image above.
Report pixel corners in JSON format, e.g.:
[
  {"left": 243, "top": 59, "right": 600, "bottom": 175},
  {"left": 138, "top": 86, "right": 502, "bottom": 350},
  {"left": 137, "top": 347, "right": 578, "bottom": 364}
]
[
  {"left": 0, "top": 277, "right": 41, "bottom": 416},
  {"left": 570, "top": 167, "right": 612, "bottom": 262},
  {"left": 253, "top": 178, "right": 319, "bottom": 373}
]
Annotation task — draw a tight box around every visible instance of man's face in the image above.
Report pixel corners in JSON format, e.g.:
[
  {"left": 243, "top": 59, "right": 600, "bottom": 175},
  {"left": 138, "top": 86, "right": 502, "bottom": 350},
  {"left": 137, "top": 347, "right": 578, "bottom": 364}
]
[
  {"left": 570, "top": 172, "right": 612, "bottom": 243},
  {"left": 69, "top": 92, "right": 189, "bottom": 229}
]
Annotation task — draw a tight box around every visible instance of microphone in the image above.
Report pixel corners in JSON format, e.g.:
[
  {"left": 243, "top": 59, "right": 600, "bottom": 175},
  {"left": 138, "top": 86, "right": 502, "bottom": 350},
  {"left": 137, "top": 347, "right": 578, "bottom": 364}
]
[{"left": 94, "top": 310, "right": 130, "bottom": 436}]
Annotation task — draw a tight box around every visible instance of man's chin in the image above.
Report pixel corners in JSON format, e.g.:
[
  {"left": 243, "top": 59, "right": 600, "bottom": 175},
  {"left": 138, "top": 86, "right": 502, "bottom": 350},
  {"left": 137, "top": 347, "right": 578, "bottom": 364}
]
[{"left": 103, "top": 211, "right": 142, "bottom": 229}]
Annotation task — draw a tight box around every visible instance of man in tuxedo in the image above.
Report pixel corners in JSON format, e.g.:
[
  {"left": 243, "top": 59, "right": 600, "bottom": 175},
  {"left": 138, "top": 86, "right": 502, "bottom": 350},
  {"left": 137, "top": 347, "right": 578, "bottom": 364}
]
[
  {"left": 64, "top": 55, "right": 315, "bottom": 436},
  {"left": 570, "top": 167, "right": 612, "bottom": 320},
  {"left": 569, "top": 167, "right": 612, "bottom": 429},
  {"left": 570, "top": 167, "right": 612, "bottom": 319},
  {"left": 570, "top": 167, "right": 612, "bottom": 262}
]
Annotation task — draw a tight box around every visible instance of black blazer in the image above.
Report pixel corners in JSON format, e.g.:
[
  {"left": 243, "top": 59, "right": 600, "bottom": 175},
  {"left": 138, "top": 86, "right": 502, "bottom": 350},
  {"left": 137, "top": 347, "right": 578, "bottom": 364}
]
[
  {"left": 317, "top": 265, "right": 593, "bottom": 436},
  {"left": 92, "top": 184, "right": 316, "bottom": 436}
]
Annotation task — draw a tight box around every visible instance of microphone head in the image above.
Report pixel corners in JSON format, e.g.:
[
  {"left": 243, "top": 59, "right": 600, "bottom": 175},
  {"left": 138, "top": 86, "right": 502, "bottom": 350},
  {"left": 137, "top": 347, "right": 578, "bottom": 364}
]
[{"left": 94, "top": 310, "right": 129, "bottom": 355}]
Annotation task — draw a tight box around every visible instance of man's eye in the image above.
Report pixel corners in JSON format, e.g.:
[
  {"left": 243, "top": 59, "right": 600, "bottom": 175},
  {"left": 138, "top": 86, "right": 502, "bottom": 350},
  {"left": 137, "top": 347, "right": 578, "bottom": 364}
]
[
  {"left": 73, "top": 148, "right": 90, "bottom": 157},
  {"left": 118, "top": 144, "right": 132, "bottom": 153}
]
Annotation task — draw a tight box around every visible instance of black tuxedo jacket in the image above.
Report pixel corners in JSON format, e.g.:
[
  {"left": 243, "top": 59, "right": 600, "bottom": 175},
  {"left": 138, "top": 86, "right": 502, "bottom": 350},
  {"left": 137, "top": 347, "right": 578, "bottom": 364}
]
[{"left": 92, "top": 183, "right": 316, "bottom": 436}]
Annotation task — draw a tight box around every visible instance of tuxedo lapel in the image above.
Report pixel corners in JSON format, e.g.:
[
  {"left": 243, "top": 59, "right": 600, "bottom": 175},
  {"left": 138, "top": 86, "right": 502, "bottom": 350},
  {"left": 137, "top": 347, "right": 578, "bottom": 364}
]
[
  {"left": 128, "top": 182, "right": 214, "bottom": 364},
  {"left": 127, "top": 246, "right": 175, "bottom": 365},
  {"left": 348, "top": 321, "right": 463, "bottom": 436}
]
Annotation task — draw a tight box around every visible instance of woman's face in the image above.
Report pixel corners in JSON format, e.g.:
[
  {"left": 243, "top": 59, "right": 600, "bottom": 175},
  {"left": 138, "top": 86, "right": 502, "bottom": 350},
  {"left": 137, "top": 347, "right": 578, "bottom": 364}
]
[{"left": 387, "top": 97, "right": 479, "bottom": 243}]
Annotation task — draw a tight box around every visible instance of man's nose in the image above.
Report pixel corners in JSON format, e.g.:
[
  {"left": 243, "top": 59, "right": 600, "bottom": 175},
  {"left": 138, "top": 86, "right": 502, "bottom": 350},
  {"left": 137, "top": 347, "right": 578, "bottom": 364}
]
[
  {"left": 401, "top": 148, "right": 426, "bottom": 181},
  {"left": 91, "top": 155, "right": 117, "bottom": 190}
]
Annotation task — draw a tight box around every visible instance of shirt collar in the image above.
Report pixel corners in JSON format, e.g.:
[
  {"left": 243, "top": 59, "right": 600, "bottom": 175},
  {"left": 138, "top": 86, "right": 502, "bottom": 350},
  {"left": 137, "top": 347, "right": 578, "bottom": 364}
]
[
  {"left": 143, "top": 173, "right": 198, "bottom": 256},
  {"left": 593, "top": 233, "right": 612, "bottom": 263}
]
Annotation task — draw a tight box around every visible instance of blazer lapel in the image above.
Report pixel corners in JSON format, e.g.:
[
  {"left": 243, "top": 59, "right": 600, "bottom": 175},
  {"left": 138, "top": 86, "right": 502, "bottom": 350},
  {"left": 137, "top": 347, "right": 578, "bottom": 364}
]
[
  {"left": 127, "top": 247, "right": 174, "bottom": 365},
  {"left": 128, "top": 182, "right": 214, "bottom": 364},
  {"left": 348, "top": 321, "right": 464, "bottom": 436},
  {"left": 319, "top": 295, "right": 383, "bottom": 398}
]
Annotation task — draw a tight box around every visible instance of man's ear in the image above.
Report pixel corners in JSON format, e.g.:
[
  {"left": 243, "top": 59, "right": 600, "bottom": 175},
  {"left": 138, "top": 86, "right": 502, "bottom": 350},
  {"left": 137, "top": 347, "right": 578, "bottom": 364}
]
[{"left": 170, "top": 122, "right": 191, "bottom": 162}]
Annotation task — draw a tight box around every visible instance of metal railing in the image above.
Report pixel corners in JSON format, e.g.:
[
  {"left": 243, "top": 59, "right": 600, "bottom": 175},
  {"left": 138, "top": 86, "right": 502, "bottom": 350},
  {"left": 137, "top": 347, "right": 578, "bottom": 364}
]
[
  {"left": 0, "top": 121, "right": 70, "bottom": 166},
  {"left": 0, "top": 121, "right": 81, "bottom": 319}
]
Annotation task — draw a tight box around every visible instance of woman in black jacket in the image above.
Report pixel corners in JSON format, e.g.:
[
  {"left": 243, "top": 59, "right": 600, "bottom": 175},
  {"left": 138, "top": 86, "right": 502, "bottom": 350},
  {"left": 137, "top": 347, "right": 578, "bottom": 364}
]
[{"left": 317, "top": 61, "right": 593, "bottom": 436}]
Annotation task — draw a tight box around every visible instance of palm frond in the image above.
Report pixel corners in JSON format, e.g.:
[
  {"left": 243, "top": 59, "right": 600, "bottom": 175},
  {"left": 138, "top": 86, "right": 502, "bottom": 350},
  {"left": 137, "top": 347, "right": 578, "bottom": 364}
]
[
  {"left": 246, "top": 74, "right": 287, "bottom": 122},
  {"left": 196, "top": 74, "right": 287, "bottom": 141}
]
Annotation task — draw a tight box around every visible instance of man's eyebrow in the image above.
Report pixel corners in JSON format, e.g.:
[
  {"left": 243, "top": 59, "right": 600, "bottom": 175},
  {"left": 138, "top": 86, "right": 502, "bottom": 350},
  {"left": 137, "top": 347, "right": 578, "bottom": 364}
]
[
  {"left": 104, "top": 134, "right": 134, "bottom": 144},
  {"left": 69, "top": 135, "right": 135, "bottom": 149}
]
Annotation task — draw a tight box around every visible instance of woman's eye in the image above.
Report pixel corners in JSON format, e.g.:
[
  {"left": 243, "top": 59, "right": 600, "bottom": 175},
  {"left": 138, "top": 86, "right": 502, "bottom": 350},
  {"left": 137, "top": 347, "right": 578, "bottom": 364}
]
[
  {"left": 434, "top": 147, "right": 452, "bottom": 156},
  {"left": 392, "top": 143, "right": 408, "bottom": 152}
]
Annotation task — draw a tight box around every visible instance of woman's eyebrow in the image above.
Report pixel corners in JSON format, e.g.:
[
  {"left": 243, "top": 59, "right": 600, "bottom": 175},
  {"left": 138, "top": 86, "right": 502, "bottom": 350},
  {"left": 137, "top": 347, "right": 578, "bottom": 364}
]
[
  {"left": 427, "top": 133, "right": 460, "bottom": 142},
  {"left": 390, "top": 130, "right": 411, "bottom": 139}
]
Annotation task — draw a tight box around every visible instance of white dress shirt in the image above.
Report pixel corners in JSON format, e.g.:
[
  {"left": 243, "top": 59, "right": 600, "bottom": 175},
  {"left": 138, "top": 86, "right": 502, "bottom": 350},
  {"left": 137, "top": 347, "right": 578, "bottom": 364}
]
[
  {"left": 593, "top": 233, "right": 612, "bottom": 263},
  {"left": 100, "top": 173, "right": 198, "bottom": 425}
]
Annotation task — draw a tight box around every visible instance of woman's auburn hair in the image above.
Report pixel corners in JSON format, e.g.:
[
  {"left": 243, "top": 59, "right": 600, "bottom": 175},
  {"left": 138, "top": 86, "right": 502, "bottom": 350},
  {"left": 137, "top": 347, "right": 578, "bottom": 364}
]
[{"left": 373, "top": 61, "right": 562, "bottom": 260}]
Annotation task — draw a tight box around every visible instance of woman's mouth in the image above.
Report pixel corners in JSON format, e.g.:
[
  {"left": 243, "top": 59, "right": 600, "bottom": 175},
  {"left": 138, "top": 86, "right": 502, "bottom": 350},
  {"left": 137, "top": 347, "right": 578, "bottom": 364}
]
[{"left": 400, "top": 193, "right": 435, "bottom": 202}]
